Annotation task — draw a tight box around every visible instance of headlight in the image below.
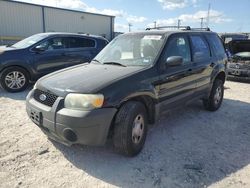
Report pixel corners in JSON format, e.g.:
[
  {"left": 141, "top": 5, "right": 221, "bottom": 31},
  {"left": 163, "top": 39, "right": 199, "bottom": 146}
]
[{"left": 64, "top": 94, "right": 104, "bottom": 111}]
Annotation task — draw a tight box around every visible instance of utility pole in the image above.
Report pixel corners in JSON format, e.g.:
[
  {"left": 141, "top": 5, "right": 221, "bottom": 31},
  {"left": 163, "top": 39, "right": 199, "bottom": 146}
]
[
  {"left": 154, "top": 21, "right": 157, "bottom": 29},
  {"left": 200, "top": 17, "right": 204, "bottom": 28},
  {"left": 128, "top": 23, "right": 132, "bottom": 32},
  {"left": 177, "top": 19, "right": 181, "bottom": 29},
  {"left": 206, "top": 3, "right": 211, "bottom": 28}
]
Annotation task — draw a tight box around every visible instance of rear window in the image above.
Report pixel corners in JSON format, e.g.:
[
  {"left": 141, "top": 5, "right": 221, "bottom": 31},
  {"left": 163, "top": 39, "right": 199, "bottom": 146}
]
[
  {"left": 206, "top": 34, "right": 226, "bottom": 58},
  {"left": 65, "top": 37, "right": 96, "bottom": 48}
]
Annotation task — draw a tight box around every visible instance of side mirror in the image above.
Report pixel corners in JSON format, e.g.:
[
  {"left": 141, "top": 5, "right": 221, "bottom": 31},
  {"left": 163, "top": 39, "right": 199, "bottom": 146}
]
[
  {"left": 166, "top": 56, "right": 183, "bottom": 67},
  {"left": 34, "top": 45, "right": 46, "bottom": 52}
]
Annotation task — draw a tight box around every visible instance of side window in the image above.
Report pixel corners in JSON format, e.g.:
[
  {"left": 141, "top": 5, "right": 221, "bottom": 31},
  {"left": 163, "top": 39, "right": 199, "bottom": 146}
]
[
  {"left": 165, "top": 36, "right": 191, "bottom": 64},
  {"left": 190, "top": 35, "right": 210, "bottom": 62},
  {"left": 66, "top": 37, "right": 95, "bottom": 48},
  {"left": 37, "top": 37, "right": 65, "bottom": 51},
  {"left": 206, "top": 34, "right": 226, "bottom": 58}
]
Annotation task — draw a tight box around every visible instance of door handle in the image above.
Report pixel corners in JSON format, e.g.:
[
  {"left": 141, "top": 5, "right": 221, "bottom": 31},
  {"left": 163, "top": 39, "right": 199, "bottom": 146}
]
[{"left": 188, "top": 68, "right": 192, "bottom": 72}]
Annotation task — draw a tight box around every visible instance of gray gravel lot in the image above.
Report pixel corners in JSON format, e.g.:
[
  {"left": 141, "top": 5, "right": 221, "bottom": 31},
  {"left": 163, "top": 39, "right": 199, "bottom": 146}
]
[{"left": 0, "top": 81, "right": 250, "bottom": 188}]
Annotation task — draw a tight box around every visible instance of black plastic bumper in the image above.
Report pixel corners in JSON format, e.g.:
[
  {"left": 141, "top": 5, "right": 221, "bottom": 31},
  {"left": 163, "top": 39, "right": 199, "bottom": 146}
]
[{"left": 26, "top": 89, "right": 117, "bottom": 146}]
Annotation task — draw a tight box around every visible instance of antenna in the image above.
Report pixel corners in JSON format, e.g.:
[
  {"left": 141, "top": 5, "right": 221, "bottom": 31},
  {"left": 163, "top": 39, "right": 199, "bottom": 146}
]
[{"left": 206, "top": 3, "right": 211, "bottom": 28}]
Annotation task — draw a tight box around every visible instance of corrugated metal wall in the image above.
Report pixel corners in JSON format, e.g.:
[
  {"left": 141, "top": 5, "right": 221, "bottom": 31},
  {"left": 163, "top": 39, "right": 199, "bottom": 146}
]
[
  {"left": 0, "top": 1, "right": 43, "bottom": 37},
  {"left": 44, "top": 8, "right": 112, "bottom": 39},
  {"left": 0, "top": 0, "right": 114, "bottom": 44}
]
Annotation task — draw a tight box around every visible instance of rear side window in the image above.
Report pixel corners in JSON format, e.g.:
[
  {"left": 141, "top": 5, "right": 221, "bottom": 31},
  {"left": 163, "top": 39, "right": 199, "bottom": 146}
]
[
  {"left": 190, "top": 35, "right": 210, "bottom": 62},
  {"left": 65, "top": 37, "right": 96, "bottom": 48},
  {"left": 206, "top": 34, "right": 226, "bottom": 58}
]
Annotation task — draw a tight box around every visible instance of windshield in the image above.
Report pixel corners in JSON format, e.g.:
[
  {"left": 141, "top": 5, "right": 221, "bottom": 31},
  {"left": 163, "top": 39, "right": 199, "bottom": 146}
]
[
  {"left": 93, "top": 33, "right": 165, "bottom": 66},
  {"left": 12, "top": 33, "right": 49, "bottom": 48}
]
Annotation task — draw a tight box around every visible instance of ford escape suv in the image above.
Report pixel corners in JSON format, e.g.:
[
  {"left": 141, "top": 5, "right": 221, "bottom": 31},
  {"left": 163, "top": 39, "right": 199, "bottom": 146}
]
[
  {"left": 0, "top": 32, "right": 108, "bottom": 92},
  {"left": 26, "top": 28, "right": 227, "bottom": 156}
]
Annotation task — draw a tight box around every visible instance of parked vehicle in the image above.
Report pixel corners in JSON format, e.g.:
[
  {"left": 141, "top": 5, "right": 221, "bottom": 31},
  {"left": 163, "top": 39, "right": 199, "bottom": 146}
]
[
  {"left": 220, "top": 33, "right": 248, "bottom": 44},
  {"left": 220, "top": 33, "right": 248, "bottom": 57},
  {"left": 26, "top": 28, "right": 227, "bottom": 156},
  {"left": 0, "top": 33, "right": 108, "bottom": 92},
  {"left": 227, "top": 39, "right": 250, "bottom": 79}
]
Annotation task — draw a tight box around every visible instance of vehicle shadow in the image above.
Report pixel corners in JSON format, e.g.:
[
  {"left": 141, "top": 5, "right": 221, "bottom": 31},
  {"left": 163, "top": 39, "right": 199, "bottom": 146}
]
[
  {"left": 0, "top": 86, "right": 32, "bottom": 100},
  {"left": 51, "top": 98, "right": 250, "bottom": 188}
]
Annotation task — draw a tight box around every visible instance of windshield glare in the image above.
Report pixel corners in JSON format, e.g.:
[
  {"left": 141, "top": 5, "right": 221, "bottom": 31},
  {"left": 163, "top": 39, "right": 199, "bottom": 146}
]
[
  {"left": 12, "top": 34, "right": 48, "bottom": 48},
  {"left": 94, "top": 34, "right": 165, "bottom": 66}
]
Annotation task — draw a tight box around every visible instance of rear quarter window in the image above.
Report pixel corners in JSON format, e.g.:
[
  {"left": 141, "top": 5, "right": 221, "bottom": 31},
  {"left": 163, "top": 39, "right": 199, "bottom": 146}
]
[
  {"left": 206, "top": 34, "right": 226, "bottom": 59},
  {"left": 98, "top": 39, "right": 109, "bottom": 49}
]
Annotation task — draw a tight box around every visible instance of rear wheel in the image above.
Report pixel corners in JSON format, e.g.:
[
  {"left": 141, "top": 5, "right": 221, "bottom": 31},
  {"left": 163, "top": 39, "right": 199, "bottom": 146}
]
[
  {"left": 203, "top": 79, "right": 224, "bottom": 111},
  {"left": 113, "top": 101, "right": 148, "bottom": 157},
  {"left": 0, "top": 67, "right": 29, "bottom": 92}
]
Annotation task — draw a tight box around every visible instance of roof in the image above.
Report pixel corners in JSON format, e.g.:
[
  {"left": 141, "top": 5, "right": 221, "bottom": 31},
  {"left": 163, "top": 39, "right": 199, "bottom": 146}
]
[
  {"left": 35, "top": 32, "right": 108, "bottom": 40},
  {"left": 4, "top": 0, "right": 115, "bottom": 18}
]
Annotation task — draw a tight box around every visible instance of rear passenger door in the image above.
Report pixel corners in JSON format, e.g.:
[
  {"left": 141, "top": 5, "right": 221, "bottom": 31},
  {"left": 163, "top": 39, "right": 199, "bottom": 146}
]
[
  {"left": 205, "top": 33, "right": 227, "bottom": 73},
  {"left": 64, "top": 37, "right": 97, "bottom": 67},
  {"left": 189, "top": 34, "right": 213, "bottom": 94}
]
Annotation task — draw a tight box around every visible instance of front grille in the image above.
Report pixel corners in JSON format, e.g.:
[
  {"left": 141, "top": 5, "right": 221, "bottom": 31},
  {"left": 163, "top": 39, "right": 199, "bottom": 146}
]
[{"left": 33, "top": 89, "right": 58, "bottom": 107}]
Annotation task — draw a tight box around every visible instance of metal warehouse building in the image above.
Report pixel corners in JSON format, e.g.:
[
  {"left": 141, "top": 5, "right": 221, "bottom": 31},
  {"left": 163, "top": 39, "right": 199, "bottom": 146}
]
[{"left": 0, "top": 0, "right": 115, "bottom": 44}]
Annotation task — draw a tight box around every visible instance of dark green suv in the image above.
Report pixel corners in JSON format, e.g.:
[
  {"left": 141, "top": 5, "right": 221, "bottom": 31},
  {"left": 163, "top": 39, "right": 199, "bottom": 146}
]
[{"left": 26, "top": 28, "right": 227, "bottom": 156}]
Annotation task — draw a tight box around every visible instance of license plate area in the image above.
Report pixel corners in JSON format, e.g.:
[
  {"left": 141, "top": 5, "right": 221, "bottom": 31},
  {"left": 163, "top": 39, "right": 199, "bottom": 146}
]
[
  {"left": 30, "top": 109, "right": 42, "bottom": 126},
  {"left": 231, "top": 70, "right": 241, "bottom": 76}
]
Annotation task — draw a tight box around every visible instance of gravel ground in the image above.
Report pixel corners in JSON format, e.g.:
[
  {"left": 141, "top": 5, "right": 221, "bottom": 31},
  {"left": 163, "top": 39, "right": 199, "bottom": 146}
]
[{"left": 0, "top": 81, "right": 250, "bottom": 188}]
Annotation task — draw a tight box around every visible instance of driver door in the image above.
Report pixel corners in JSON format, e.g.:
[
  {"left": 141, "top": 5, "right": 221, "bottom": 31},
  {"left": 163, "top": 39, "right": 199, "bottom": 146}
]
[{"left": 157, "top": 34, "right": 197, "bottom": 113}]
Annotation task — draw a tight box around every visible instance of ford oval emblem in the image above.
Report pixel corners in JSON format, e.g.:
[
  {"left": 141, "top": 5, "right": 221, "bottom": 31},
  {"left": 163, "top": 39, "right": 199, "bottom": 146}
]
[{"left": 39, "top": 94, "right": 47, "bottom": 101}]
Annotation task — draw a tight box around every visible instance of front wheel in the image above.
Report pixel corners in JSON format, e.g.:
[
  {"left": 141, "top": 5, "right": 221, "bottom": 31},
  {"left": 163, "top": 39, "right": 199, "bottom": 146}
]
[
  {"left": 203, "top": 79, "right": 224, "bottom": 111},
  {"left": 0, "top": 67, "right": 29, "bottom": 92},
  {"left": 113, "top": 101, "right": 148, "bottom": 157}
]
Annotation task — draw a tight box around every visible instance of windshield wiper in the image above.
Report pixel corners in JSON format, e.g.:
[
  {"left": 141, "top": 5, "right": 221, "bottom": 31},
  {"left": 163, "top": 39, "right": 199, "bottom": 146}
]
[{"left": 103, "top": 62, "right": 126, "bottom": 67}]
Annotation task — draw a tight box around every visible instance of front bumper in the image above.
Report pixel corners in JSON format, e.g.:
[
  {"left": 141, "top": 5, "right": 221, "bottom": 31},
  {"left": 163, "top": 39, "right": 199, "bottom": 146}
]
[
  {"left": 26, "top": 89, "right": 117, "bottom": 146},
  {"left": 227, "top": 67, "right": 250, "bottom": 78}
]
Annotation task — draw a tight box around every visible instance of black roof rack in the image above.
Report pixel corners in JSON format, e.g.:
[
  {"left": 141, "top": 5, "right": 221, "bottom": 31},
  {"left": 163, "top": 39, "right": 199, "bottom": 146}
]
[
  {"left": 146, "top": 26, "right": 191, "bottom": 30},
  {"left": 190, "top": 27, "right": 211, "bottom": 31},
  {"left": 145, "top": 26, "right": 211, "bottom": 31}
]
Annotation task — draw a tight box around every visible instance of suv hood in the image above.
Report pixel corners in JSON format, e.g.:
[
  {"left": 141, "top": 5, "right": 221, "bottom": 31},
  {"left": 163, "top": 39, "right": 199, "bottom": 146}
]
[{"left": 37, "top": 63, "right": 144, "bottom": 96}]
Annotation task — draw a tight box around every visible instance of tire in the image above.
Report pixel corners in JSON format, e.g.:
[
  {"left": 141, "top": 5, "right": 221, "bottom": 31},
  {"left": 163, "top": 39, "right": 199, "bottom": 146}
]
[
  {"left": 203, "top": 79, "right": 224, "bottom": 111},
  {"left": 113, "top": 101, "right": 148, "bottom": 157},
  {"left": 0, "top": 66, "right": 29, "bottom": 92}
]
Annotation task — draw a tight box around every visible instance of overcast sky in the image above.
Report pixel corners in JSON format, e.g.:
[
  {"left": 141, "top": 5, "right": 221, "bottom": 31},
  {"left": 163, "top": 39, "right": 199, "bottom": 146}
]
[{"left": 15, "top": 0, "right": 250, "bottom": 33}]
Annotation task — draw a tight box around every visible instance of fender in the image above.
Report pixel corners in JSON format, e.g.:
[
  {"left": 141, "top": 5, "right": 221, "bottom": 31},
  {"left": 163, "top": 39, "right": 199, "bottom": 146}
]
[
  {"left": 0, "top": 60, "right": 37, "bottom": 80},
  {"left": 210, "top": 59, "right": 227, "bottom": 84}
]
